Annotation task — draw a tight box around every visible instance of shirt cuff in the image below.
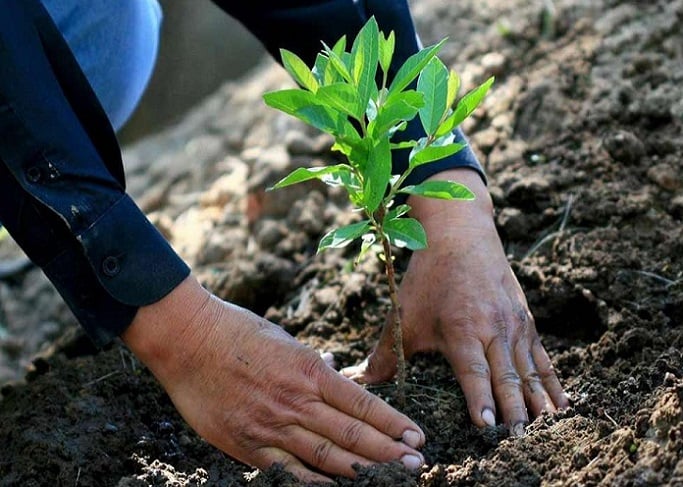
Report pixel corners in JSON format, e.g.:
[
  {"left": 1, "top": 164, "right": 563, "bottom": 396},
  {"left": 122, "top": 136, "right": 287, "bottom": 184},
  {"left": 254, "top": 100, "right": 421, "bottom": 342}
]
[
  {"left": 77, "top": 194, "right": 190, "bottom": 307},
  {"left": 40, "top": 195, "right": 190, "bottom": 347}
]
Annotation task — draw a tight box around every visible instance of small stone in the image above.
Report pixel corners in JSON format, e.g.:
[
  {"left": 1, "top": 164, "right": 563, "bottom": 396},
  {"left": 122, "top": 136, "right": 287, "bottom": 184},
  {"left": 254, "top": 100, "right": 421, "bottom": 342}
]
[
  {"left": 505, "top": 175, "right": 552, "bottom": 210},
  {"left": 286, "top": 191, "right": 327, "bottom": 236},
  {"left": 471, "top": 127, "right": 499, "bottom": 153},
  {"left": 603, "top": 130, "right": 646, "bottom": 165},
  {"left": 497, "top": 207, "right": 531, "bottom": 240},
  {"left": 200, "top": 158, "right": 249, "bottom": 207},
  {"left": 254, "top": 219, "right": 287, "bottom": 250},
  {"left": 481, "top": 52, "right": 507, "bottom": 77},
  {"left": 647, "top": 163, "right": 680, "bottom": 191}
]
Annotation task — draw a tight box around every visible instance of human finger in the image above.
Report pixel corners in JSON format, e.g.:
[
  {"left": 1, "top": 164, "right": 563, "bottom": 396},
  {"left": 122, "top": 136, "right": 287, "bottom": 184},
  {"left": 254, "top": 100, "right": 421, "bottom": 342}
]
[
  {"left": 442, "top": 334, "right": 497, "bottom": 427},
  {"left": 319, "top": 368, "right": 425, "bottom": 448},
  {"left": 531, "top": 336, "right": 570, "bottom": 409},
  {"left": 301, "top": 401, "right": 425, "bottom": 467},
  {"left": 486, "top": 326, "right": 529, "bottom": 434},
  {"left": 275, "top": 424, "right": 422, "bottom": 478},
  {"left": 514, "top": 343, "right": 556, "bottom": 417}
]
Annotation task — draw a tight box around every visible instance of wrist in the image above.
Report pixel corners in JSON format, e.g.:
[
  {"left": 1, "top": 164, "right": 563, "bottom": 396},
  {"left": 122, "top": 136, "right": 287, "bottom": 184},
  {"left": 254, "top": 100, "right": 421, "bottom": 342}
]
[
  {"left": 408, "top": 168, "right": 495, "bottom": 234},
  {"left": 121, "top": 275, "right": 216, "bottom": 378}
]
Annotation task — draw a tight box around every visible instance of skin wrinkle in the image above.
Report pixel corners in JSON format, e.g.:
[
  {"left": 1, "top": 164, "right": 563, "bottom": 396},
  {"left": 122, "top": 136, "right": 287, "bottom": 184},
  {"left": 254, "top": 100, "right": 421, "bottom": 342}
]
[
  {"left": 466, "top": 359, "right": 491, "bottom": 380},
  {"left": 339, "top": 419, "right": 365, "bottom": 450},
  {"left": 312, "top": 439, "right": 335, "bottom": 469}
]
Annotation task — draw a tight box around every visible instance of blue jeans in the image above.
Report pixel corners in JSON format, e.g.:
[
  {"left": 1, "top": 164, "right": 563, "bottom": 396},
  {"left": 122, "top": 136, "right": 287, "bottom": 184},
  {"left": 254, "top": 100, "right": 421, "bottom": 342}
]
[{"left": 40, "top": 0, "right": 162, "bottom": 131}]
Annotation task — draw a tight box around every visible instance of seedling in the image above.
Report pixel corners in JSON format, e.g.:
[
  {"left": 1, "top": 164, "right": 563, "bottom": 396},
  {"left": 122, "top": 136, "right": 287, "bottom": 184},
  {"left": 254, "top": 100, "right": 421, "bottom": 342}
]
[{"left": 264, "top": 18, "right": 492, "bottom": 405}]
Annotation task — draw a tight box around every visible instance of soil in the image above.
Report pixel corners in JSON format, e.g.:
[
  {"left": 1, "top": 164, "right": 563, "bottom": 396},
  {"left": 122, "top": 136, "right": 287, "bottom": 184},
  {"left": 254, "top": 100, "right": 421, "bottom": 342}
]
[{"left": 2, "top": 0, "right": 682, "bottom": 485}]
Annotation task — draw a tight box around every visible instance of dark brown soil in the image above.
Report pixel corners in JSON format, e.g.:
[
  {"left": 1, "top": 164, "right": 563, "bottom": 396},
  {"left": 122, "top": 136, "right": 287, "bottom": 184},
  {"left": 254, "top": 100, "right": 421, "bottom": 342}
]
[{"left": 2, "top": 0, "right": 683, "bottom": 485}]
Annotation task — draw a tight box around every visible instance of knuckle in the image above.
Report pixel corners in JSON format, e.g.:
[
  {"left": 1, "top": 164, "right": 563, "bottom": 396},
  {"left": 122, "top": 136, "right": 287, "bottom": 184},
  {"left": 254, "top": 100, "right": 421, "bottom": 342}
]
[
  {"left": 339, "top": 420, "right": 364, "bottom": 449},
  {"left": 491, "top": 315, "right": 509, "bottom": 335},
  {"left": 538, "top": 363, "right": 559, "bottom": 381},
  {"left": 349, "top": 390, "right": 377, "bottom": 420},
  {"left": 311, "top": 439, "right": 334, "bottom": 468},
  {"left": 496, "top": 370, "right": 523, "bottom": 389},
  {"left": 298, "top": 352, "right": 325, "bottom": 384},
  {"left": 462, "top": 361, "right": 491, "bottom": 380},
  {"left": 232, "top": 422, "right": 265, "bottom": 452},
  {"left": 522, "top": 371, "right": 543, "bottom": 393}
]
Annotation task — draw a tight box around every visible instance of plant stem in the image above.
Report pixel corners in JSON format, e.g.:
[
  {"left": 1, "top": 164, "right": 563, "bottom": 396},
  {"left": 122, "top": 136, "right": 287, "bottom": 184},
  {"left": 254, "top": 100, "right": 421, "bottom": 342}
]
[{"left": 379, "top": 227, "right": 406, "bottom": 408}]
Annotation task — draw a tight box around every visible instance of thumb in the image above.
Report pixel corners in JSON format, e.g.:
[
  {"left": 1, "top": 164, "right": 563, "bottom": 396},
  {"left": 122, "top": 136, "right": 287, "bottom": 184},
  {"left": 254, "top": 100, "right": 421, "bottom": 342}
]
[{"left": 341, "top": 322, "right": 398, "bottom": 384}]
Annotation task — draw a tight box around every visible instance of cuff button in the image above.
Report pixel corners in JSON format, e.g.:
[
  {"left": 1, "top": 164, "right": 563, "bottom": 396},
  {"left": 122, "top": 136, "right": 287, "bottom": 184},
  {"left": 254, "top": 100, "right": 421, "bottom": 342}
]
[
  {"left": 26, "top": 166, "right": 42, "bottom": 183},
  {"left": 102, "top": 256, "right": 121, "bottom": 277}
]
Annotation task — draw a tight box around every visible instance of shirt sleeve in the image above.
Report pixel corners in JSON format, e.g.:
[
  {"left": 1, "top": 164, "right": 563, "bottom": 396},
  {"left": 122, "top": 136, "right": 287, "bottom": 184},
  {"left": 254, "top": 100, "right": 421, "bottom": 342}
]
[
  {"left": 212, "top": 0, "right": 486, "bottom": 193},
  {"left": 0, "top": 0, "right": 189, "bottom": 347}
]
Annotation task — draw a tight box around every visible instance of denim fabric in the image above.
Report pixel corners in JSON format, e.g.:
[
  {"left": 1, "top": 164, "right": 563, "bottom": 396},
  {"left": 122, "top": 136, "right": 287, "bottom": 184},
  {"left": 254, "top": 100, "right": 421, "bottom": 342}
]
[{"left": 40, "top": 0, "right": 162, "bottom": 131}]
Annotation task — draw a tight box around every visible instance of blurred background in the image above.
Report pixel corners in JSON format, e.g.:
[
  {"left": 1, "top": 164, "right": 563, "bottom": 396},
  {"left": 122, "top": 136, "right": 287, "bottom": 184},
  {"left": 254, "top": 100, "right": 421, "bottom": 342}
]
[{"left": 119, "top": 0, "right": 265, "bottom": 144}]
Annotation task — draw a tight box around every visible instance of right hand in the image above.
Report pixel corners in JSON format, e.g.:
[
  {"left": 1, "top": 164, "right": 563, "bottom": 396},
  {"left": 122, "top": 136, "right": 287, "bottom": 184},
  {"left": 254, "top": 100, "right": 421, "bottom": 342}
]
[{"left": 122, "top": 276, "right": 425, "bottom": 483}]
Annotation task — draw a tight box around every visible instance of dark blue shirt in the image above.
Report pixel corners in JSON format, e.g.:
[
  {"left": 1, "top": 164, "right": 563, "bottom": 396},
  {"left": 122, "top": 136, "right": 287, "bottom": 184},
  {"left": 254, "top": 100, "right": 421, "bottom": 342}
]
[{"left": 0, "top": 0, "right": 483, "bottom": 347}]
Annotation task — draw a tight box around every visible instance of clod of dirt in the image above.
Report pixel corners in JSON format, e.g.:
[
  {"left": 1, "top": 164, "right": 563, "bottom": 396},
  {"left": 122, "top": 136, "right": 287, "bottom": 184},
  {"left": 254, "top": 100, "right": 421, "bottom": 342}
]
[{"left": 602, "top": 129, "right": 646, "bottom": 165}]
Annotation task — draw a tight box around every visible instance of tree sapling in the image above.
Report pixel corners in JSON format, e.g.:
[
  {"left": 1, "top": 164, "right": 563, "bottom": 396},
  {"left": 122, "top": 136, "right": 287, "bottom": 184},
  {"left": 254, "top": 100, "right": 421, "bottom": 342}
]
[{"left": 263, "top": 18, "right": 493, "bottom": 405}]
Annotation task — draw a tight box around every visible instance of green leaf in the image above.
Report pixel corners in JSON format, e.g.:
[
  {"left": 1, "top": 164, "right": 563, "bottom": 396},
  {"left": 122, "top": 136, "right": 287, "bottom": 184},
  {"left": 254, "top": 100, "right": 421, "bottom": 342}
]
[
  {"left": 417, "top": 57, "right": 449, "bottom": 136},
  {"left": 370, "top": 90, "right": 424, "bottom": 138},
  {"left": 385, "top": 204, "right": 412, "bottom": 221},
  {"left": 399, "top": 180, "right": 475, "bottom": 200},
  {"left": 316, "top": 83, "right": 364, "bottom": 120},
  {"left": 318, "top": 220, "right": 371, "bottom": 251},
  {"left": 280, "top": 49, "right": 319, "bottom": 92},
  {"left": 387, "top": 120, "right": 408, "bottom": 137},
  {"left": 447, "top": 69, "right": 461, "bottom": 108},
  {"left": 409, "top": 141, "right": 466, "bottom": 167},
  {"left": 388, "top": 39, "right": 446, "bottom": 98},
  {"left": 297, "top": 105, "right": 351, "bottom": 135},
  {"left": 322, "top": 42, "right": 353, "bottom": 83},
  {"left": 351, "top": 17, "right": 379, "bottom": 114},
  {"left": 264, "top": 89, "right": 352, "bottom": 135},
  {"left": 384, "top": 218, "right": 427, "bottom": 250},
  {"left": 332, "top": 35, "right": 347, "bottom": 58},
  {"left": 269, "top": 164, "right": 353, "bottom": 190},
  {"left": 435, "top": 76, "right": 494, "bottom": 137},
  {"left": 320, "top": 164, "right": 358, "bottom": 186},
  {"left": 390, "top": 140, "right": 418, "bottom": 150},
  {"left": 379, "top": 31, "right": 396, "bottom": 75},
  {"left": 312, "top": 53, "right": 329, "bottom": 85},
  {"left": 363, "top": 137, "right": 392, "bottom": 213},
  {"left": 263, "top": 89, "right": 317, "bottom": 115}
]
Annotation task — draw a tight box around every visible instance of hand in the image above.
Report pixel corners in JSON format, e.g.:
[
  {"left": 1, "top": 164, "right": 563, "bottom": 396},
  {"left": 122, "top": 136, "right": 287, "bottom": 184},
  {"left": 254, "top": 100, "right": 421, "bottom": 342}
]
[
  {"left": 342, "top": 169, "right": 569, "bottom": 433},
  {"left": 122, "top": 276, "right": 426, "bottom": 483}
]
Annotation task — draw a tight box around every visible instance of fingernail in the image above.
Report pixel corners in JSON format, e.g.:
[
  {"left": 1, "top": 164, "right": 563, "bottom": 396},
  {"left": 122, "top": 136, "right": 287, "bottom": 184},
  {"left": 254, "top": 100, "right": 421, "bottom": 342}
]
[
  {"left": 400, "top": 454, "right": 423, "bottom": 471},
  {"left": 320, "top": 352, "right": 336, "bottom": 369},
  {"left": 482, "top": 408, "right": 496, "bottom": 427},
  {"left": 402, "top": 429, "right": 422, "bottom": 448},
  {"left": 510, "top": 422, "right": 526, "bottom": 437}
]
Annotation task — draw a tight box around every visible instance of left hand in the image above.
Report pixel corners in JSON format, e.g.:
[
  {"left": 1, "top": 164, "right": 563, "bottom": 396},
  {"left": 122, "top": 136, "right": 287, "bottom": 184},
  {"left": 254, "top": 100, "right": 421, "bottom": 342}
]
[{"left": 342, "top": 169, "right": 569, "bottom": 432}]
